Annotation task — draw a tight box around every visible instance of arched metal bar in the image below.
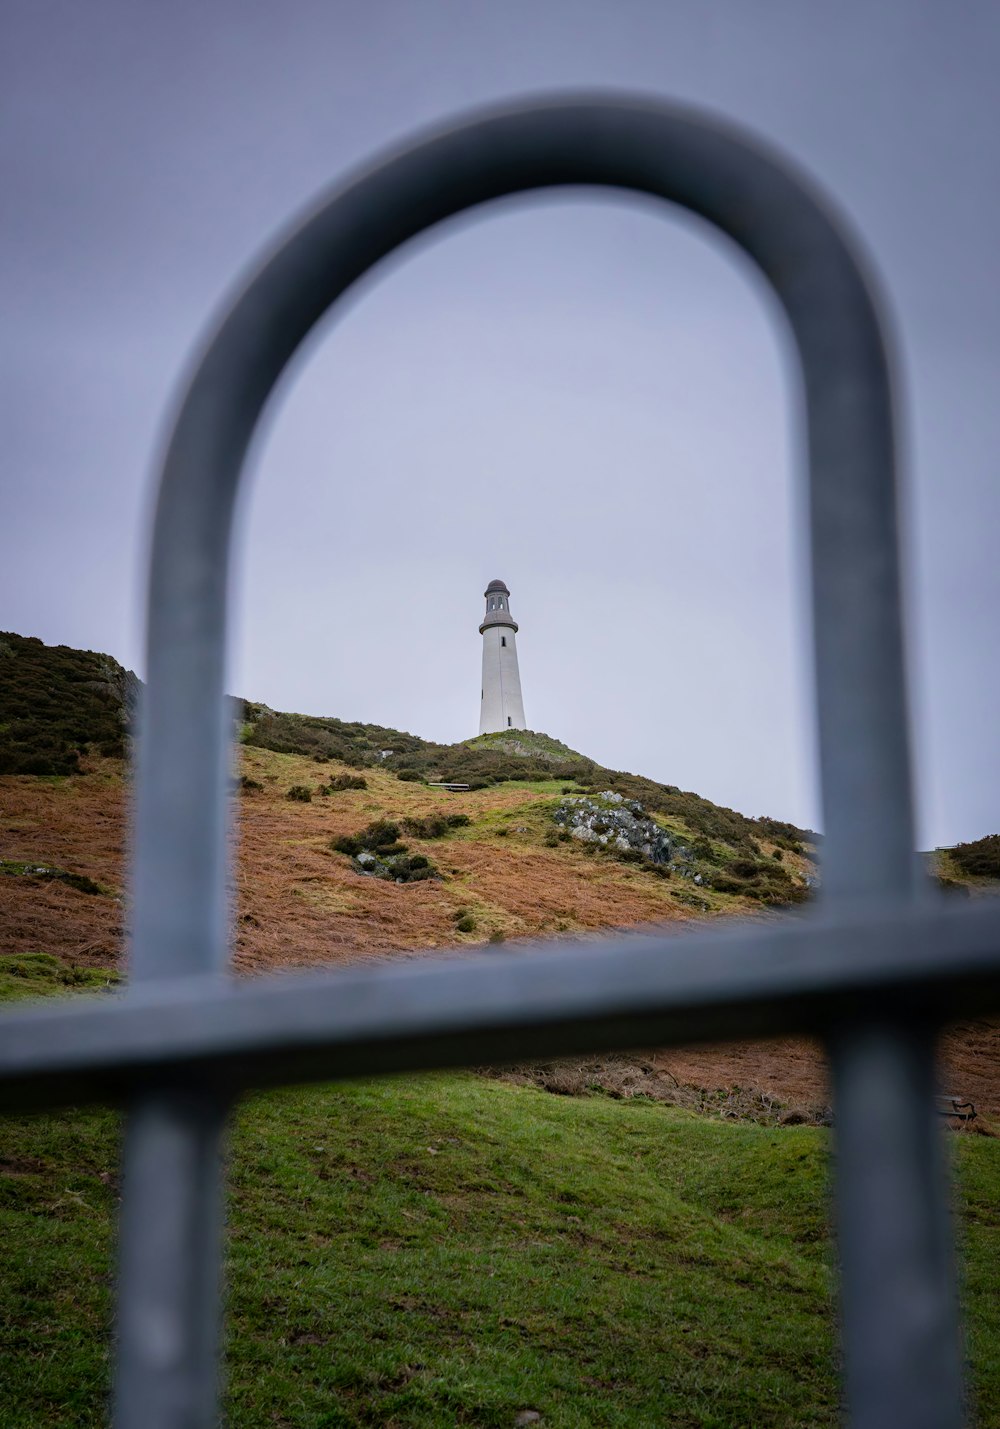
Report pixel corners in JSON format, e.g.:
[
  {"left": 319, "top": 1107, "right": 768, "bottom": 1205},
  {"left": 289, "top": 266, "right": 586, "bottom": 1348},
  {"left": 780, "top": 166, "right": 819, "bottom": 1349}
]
[{"left": 120, "top": 96, "right": 956, "bottom": 1428}]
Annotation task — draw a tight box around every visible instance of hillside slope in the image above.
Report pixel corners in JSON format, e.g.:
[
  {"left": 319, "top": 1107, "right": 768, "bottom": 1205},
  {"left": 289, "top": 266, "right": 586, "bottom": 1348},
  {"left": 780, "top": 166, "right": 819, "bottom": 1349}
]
[
  {"left": 2, "top": 632, "right": 998, "bottom": 1120},
  {"left": 0, "top": 1061, "right": 996, "bottom": 1427},
  {"left": 0, "top": 631, "right": 138, "bottom": 775}
]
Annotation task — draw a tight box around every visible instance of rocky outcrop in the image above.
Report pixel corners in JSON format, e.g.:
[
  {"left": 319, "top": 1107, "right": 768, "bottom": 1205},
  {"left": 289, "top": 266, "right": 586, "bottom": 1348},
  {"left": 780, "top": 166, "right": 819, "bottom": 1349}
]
[{"left": 553, "top": 792, "right": 697, "bottom": 875}]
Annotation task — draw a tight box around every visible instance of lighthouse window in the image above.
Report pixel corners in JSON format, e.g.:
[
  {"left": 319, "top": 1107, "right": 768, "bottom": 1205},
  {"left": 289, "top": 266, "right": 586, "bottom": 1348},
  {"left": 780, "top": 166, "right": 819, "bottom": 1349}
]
[{"left": 501, "top": 636, "right": 506, "bottom": 647}]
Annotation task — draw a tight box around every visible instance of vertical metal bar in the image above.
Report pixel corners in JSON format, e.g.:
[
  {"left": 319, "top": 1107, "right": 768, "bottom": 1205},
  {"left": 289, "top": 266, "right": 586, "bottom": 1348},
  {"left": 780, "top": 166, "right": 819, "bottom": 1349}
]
[
  {"left": 113, "top": 375, "right": 236, "bottom": 1422},
  {"left": 830, "top": 1021, "right": 963, "bottom": 1429},
  {"left": 115, "top": 1092, "right": 227, "bottom": 1429},
  {"left": 793, "top": 193, "right": 964, "bottom": 1422}
]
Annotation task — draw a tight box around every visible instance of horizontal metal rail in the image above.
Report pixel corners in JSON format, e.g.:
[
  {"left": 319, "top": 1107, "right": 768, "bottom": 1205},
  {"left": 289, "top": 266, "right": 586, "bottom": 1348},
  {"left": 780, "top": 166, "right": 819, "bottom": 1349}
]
[{"left": 3, "top": 897, "right": 998, "bottom": 1111}]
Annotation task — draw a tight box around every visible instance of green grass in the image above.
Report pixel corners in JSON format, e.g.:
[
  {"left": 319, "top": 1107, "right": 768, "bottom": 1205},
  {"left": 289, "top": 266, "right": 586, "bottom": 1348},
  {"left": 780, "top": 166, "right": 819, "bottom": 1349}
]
[
  {"left": 0, "top": 952, "right": 119, "bottom": 1002},
  {"left": 1, "top": 1050, "right": 998, "bottom": 1426},
  {"left": 0, "top": 861, "right": 108, "bottom": 897}
]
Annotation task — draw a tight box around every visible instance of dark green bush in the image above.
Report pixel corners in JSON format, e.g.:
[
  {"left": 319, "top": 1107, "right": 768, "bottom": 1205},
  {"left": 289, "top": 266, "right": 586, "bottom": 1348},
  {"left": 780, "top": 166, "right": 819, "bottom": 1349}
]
[
  {"left": 455, "top": 914, "right": 476, "bottom": 933},
  {"left": 286, "top": 785, "right": 312, "bottom": 803},
  {"left": 388, "top": 854, "right": 437, "bottom": 883},
  {"left": 328, "top": 774, "right": 367, "bottom": 792},
  {"left": 240, "top": 775, "right": 264, "bottom": 792},
  {"left": 0, "top": 631, "right": 138, "bottom": 775},
  {"left": 332, "top": 821, "right": 403, "bottom": 858},
  {"left": 708, "top": 855, "right": 808, "bottom": 906},
  {"left": 401, "top": 813, "right": 470, "bottom": 839},
  {"left": 949, "top": 834, "right": 1000, "bottom": 880}
]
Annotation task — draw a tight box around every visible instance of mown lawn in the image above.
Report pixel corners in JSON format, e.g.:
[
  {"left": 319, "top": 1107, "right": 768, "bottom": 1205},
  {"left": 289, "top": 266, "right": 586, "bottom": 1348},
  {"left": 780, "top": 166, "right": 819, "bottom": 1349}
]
[{"left": 1, "top": 1062, "right": 998, "bottom": 1428}]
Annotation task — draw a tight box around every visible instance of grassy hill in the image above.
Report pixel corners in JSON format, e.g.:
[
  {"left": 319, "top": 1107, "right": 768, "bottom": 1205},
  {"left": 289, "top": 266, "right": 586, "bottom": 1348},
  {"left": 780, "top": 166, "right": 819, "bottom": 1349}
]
[
  {"left": 2, "top": 632, "right": 1000, "bottom": 1424},
  {"left": 0, "top": 631, "right": 138, "bottom": 776},
  {"left": 239, "top": 704, "right": 817, "bottom": 863},
  {"left": 2, "top": 967, "right": 999, "bottom": 1427}
]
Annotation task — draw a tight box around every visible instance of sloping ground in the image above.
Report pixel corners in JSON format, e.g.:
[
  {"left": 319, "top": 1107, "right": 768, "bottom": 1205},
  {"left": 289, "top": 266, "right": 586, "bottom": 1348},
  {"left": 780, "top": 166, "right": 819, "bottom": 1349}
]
[
  {"left": 0, "top": 631, "right": 137, "bottom": 775},
  {"left": 2, "top": 748, "right": 999, "bottom": 1121},
  {"left": 1, "top": 1070, "right": 999, "bottom": 1427},
  {"left": 0, "top": 750, "right": 731, "bottom": 974}
]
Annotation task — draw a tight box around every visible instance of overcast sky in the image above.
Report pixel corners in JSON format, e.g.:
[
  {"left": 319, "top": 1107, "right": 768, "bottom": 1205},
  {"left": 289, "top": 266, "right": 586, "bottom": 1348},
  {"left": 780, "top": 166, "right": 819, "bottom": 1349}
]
[{"left": 2, "top": 1, "right": 997, "bottom": 846}]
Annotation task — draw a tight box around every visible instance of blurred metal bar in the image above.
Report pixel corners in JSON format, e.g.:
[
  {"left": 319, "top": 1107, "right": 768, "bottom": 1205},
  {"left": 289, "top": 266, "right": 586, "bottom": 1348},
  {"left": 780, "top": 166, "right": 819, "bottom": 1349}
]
[
  {"left": 114, "top": 1091, "right": 227, "bottom": 1429},
  {"left": 3, "top": 898, "right": 998, "bottom": 1112},
  {"left": 831, "top": 1021, "right": 964, "bottom": 1429}
]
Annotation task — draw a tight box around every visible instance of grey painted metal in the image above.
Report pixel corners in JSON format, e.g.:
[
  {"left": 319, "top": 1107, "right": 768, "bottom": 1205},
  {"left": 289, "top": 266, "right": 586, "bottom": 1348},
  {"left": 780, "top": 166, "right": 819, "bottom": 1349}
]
[
  {"left": 1, "top": 897, "right": 999, "bottom": 1113},
  {"left": 115, "top": 1092, "right": 228, "bottom": 1429},
  {"left": 0, "top": 93, "right": 983, "bottom": 1425},
  {"left": 830, "top": 1021, "right": 964, "bottom": 1429}
]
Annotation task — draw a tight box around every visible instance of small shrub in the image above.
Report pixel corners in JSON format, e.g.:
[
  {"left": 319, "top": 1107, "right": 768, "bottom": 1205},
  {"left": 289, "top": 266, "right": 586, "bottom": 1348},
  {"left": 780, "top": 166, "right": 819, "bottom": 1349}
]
[
  {"left": 728, "top": 858, "right": 764, "bottom": 879},
  {"left": 772, "top": 849, "right": 783, "bottom": 862},
  {"left": 949, "top": 834, "right": 1000, "bottom": 881},
  {"left": 488, "top": 930, "right": 505, "bottom": 944},
  {"left": 326, "top": 773, "right": 367, "bottom": 792},
  {"left": 286, "top": 785, "right": 313, "bottom": 803},
  {"left": 396, "top": 769, "right": 423, "bottom": 782},
  {"left": 402, "top": 813, "right": 470, "bottom": 839},
  {"left": 455, "top": 915, "right": 476, "bottom": 933},
  {"left": 332, "top": 821, "right": 404, "bottom": 858},
  {"left": 240, "top": 775, "right": 264, "bottom": 792},
  {"left": 388, "top": 853, "right": 438, "bottom": 883}
]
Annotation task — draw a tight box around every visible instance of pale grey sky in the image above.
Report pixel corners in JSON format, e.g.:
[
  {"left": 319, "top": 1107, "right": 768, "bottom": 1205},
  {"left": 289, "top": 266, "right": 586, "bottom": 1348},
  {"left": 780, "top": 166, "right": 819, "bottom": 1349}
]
[{"left": 2, "top": 1, "right": 997, "bottom": 846}]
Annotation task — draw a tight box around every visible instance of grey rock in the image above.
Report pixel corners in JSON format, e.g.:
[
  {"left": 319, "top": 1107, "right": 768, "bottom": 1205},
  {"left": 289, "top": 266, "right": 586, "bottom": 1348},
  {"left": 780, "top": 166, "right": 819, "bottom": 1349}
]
[{"left": 554, "top": 791, "right": 676, "bottom": 866}]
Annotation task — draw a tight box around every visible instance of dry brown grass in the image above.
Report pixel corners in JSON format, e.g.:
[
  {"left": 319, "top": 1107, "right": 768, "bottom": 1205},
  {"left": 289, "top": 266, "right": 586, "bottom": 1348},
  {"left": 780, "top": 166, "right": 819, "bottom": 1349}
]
[{"left": 3, "top": 749, "right": 999, "bottom": 1122}]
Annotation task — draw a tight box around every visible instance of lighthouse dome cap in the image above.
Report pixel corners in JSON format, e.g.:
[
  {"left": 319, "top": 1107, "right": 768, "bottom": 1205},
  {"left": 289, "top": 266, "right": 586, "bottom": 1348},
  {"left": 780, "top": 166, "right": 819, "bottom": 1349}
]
[{"left": 485, "top": 579, "right": 510, "bottom": 594}]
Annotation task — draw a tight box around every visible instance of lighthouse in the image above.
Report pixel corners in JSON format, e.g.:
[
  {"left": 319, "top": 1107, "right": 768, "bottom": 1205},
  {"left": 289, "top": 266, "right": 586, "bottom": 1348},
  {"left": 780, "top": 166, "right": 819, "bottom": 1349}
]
[{"left": 478, "top": 579, "right": 526, "bottom": 734}]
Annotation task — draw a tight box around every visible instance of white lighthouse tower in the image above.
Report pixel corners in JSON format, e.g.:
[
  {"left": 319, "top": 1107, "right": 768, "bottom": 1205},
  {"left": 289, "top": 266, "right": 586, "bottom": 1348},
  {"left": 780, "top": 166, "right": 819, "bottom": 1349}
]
[{"left": 478, "top": 579, "right": 526, "bottom": 734}]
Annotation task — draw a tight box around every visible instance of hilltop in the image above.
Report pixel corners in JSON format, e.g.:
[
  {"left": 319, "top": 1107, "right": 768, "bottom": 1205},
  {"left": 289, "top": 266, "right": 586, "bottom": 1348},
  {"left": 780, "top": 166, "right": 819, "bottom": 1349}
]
[
  {"left": 0, "top": 631, "right": 138, "bottom": 775},
  {"left": 1, "top": 630, "right": 998, "bottom": 1118},
  {"left": 3, "top": 633, "right": 1000, "bottom": 1424}
]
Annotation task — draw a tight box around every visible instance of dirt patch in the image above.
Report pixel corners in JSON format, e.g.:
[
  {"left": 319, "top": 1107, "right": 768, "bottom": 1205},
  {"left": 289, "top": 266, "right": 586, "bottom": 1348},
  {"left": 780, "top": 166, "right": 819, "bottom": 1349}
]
[{"left": 493, "top": 1025, "right": 1000, "bottom": 1129}]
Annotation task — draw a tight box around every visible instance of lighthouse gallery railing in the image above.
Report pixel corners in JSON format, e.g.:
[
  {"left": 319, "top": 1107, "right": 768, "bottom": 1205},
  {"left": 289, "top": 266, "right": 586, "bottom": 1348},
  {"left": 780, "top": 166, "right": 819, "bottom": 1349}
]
[{"left": 2, "top": 96, "right": 998, "bottom": 1429}]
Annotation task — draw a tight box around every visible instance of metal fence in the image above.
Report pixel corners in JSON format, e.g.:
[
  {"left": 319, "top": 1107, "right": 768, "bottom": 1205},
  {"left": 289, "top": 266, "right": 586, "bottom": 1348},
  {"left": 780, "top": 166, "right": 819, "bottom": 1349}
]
[{"left": 2, "top": 96, "right": 997, "bottom": 1429}]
